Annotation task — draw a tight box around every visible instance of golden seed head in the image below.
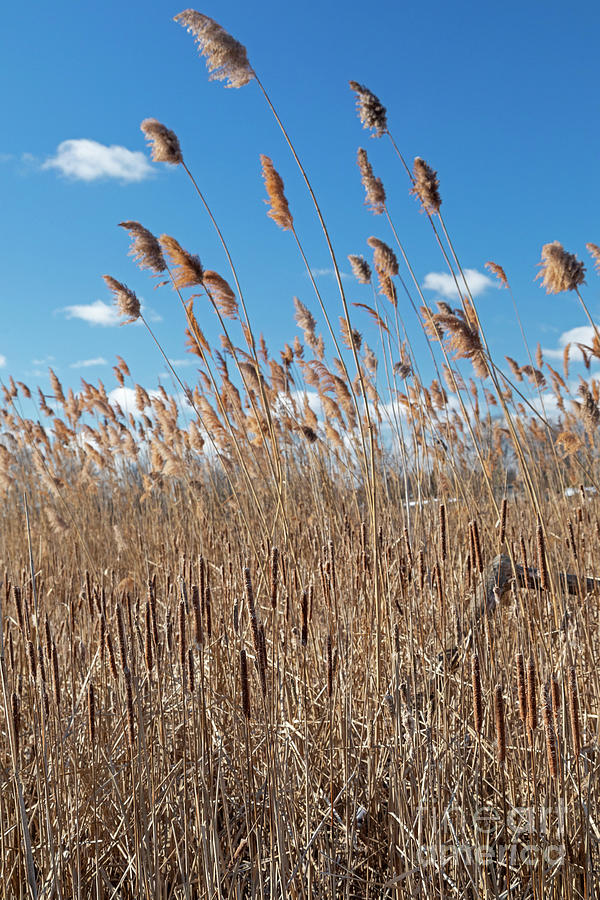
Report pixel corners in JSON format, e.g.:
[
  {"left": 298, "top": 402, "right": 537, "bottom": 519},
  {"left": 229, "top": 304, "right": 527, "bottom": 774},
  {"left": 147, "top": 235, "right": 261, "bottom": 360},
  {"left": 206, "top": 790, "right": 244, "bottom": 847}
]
[
  {"left": 103, "top": 275, "right": 141, "bottom": 324},
  {"left": 349, "top": 81, "right": 388, "bottom": 137},
  {"left": 140, "top": 118, "right": 183, "bottom": 165},
  {"left": 174, "top": 10, "right": 254, "bottom": 88},
  {"left": 536, "top": 241, "right": 586, "bottom": 294}
]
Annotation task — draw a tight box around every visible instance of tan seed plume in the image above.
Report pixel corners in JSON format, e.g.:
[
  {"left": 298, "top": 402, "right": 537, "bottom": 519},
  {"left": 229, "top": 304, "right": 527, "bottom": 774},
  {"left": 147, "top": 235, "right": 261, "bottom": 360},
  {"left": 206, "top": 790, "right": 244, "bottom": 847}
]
[
  {"left": 536, "top": 241, "right": 586, "bottom": 294},
  {"left": 357, "top": 148, "right": 385, "bottom": 214},
  {"left": 119, "top": 221, "right": 167, "bottom": 274},
  {"left": 103, "top": 276, "right": 141, "bottom": 324},
  {"left": 160, "top": 235, "right": 204, "bottom": 289},
  {"left": 174, "top": 10, "right": 254, "bottom": 88},
  {"left": 411, "top": 157, "right": 441, "bottom": 214},
  {"left": 348, "top": 254, "right": 372, "bottom": 284},
  {"left": 141, "top": 118, "right": 183, "bottom": 165},
  {"left": 260, "top": 155, "right": 293, "bottom": 231},
  {"left": 485, "top": 261, "right": 508, "bottom": 288},
  {"left": 348, "top": 81, "right": 388, "bottom": 137}
]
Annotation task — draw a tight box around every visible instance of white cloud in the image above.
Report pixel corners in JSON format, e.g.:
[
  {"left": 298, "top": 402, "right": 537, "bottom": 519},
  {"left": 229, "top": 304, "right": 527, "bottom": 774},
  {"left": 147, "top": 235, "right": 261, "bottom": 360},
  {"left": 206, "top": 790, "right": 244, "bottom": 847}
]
[
  {"left": 542, "top": 325, "right": 600, "bottom": 362},
  {"left": 69, "top": 357, "right": 108, "bottom": 368},
  {"left": 422, "top": 268, "right": 497, "bottom": 300},
  {"left": 0, "top": 355, "right": 6, "bottom": 367},
  {"left": 310, "top": 268, "right": 351, "bottom": 280},
  {"left": 42, "top": 139, "right": 153, "bottom": 183},
  {"left": 62, "top": 300, "right": 121, "bottom": 327}
]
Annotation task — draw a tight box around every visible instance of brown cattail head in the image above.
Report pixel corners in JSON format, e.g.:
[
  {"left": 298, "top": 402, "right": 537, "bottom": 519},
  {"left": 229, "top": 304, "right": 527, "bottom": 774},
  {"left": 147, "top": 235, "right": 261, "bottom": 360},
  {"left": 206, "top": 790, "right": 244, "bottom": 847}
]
[
  {"left": 240, "top": 648, "right": 251, "bottom": 720},
  {"left": 348, "top": 81, "right": 388, "bottom": 137},
  {"left": 141, "top": 118, "right": 183, "bottom": 165},
  {"left": 568, "top": 665, "right": 581, "bottom": 759},
  {"left": 327, "top": 633, "right": 333, "bottom": 699},
  {"left": 472, "top": 653, "right": 483, "bottom": 734},
  {"left": 357, "top": 148, "right": 385, "bottom": 214},
  {"left": 144, "top": 600, "right": 154, "bottom": 672},
  {"left": 536, "top": 241, "right": 586, "bottom": 294},
  {"left": 88, "top": 682, "right": 96, "bottom": 745},
  {"left": 270, "top": 546, "right": 279, "bottom": 610},
  {"left": 499, "top": 497, "right": 508, "bottom": 547},
  {"left": 12, "top": 692, "right": 20, "bottom": 757},
  {"left": 260, "top": 155, "right": 293, "bottom": 231},
  {"left": 119, "top": 221, "right": 167, "bottom": 274},
  {"left": 517, "top": 652, "right": 527, "bottom": 723},
  {"left": 174, "top": 10, "right": 254, "bottom": 88},
  {"left": 439, "top": 502, "right": 448, "bottom": 562},
  {"left": 103, "top": 276, "right": 141, "bottom": 324},
  {"left": 348, "top": 254, "right": 372, "bottom": 284},
  {"left": 543, "top": 690, "right": 559, "bottom": 777},
  {"left": 551, "top": 675, "right": 561, "bottom": 731},
  {"left": 536, "top": 522, "right": 549, "bottom": 592},
  {"left": 527, "top": 655, "right": 537, "bottom": 739},
  {"left": 179, "top": 599, "right": 188, "bottom": 692},
  {"left": 300, "top": 588, "right": 308, "bottom": 647},
  {"left": 411, "top": 157, "right": 441, "bottom": 214},
  {"left": 494, "top": 684, "right": 506, "bottom": 765}
]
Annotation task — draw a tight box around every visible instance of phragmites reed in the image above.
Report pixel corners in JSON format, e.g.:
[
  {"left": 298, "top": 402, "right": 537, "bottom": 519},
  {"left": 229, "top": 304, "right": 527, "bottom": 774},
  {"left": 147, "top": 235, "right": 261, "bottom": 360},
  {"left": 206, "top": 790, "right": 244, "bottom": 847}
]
[
  {"left": 536, "top": 522, "right": 549, "bottom": 592},
  {"left": 103, "top": 276, "right": 141, "bottom": 324},
  {"left": 119, "top": 221, "right": 167, "bottom": 274},
  {"left": 485, "top": 260, "right": 509, "bottom": 288},
  {"left": 348, "top": 81, "right": 388, "bottom": 137},
  {"left": 367, "top": 236, "right": 398, "bottom": 304},
  {"left": 160, "top": 235, "right": 204, "bottom": 289},
  {"left": 568, "top": 665, "right": 581, "bottom": 759},
  {"left": 357, "top": 148, "right": 386, "bottom": 214},
  {"left": 577, "top": 381, "right": 600, "bottom": 431},
  {"left": 527, "top": 655, "right": 537, "bottom": 738},
  {"left": 543, "top": 689, "right": 559, "bottom": 777},
  {"left": 140, "top": 118, "right": 183, "bottom": 165},
  {"left": 174, "top": 10, "right": 254, "bottom": 88},
  {"left": 536, "top": 241, "right": 586, "bottom": 294},
  {"left": 410, "top": 157, "right": 441, "bottom": 214},
  {"left": 260, "top": 155, "right": 293, "bottom": 230},
  {"left": 494, "top": 684, "right": 506, "bottom": 765},
  {"left": 471, "top": 653, "right": 483, "bottom": 734},
  {"left": 586, "top": 242, "right": 600, "bottom": 273},
  {"left": 348, "top": 254, "right": 372, "bottom": 284},
  {"left": 240, "top": 648, "right": 251, "bottom": 720},
  {"left": 203, "top": 270, "right": 238, "bottom": 319}
]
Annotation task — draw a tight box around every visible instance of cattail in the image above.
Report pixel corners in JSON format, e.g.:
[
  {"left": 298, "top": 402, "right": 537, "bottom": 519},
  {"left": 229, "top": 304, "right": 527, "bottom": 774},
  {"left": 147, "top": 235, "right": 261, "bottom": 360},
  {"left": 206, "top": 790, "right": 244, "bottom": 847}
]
[
  {"left": 88, "top": 683, "right": 96, "bottom": 745},
  {"left": 527, "top": 655, "right": 537, "bottom": 738},
  {"left": 119, "top": 221, "right": 167, "bottom": 274},
  {"left": 300, "top": 589, "right": 308, "bottom": 646},
  {"left": 494, "top": 684, "right": 506, "bottom": 764},
  {"left": 348, "top": 254, "right": 372, "bottom": 284},
  {"left": 27, "top": 640, "right": 36, "bottom": 681},
  {"left": 536, "top": 241, "right": 586, "bottom": 294},
  {"left": 517, "top": 653, "right": 527, "bottom": 723},
  {"left": 257, "top": 623, "right": 267, "bottom": 695},
  {"left": 188, "top": 647, "right": 195, "bottom": 693},
  {"left": 411, "top": 157, "right": 441, "bottom": 214},
  {"left": 327, "top": 633, "right": 333, "bottom": 699},
  {"left": 51, "top": 641, "right": 61, "bottom": 708},
  {"left": 144, "top": 601, "right": 154, "bottom": 672},
  {"left": 536, "top": 523, "right": 549, "bottom": 591},
  {"left": 470, "top": 520, "right": 483, "bottom": 574},
  {"left": 348, "top": 81, "right": 387, "bottom": 136},
  {"left": 233, "top": 598, "right": 239, "bottom": 634},
  {"left": 192, "top": 584, "right": 203, "bottom": 646},
  {"left": 568, "top": 666, "right": 581, "bottom": 759},
  {"left": 141, "top": 118, "right": 183, "bottom": 164},
  {"left": 418, "top": 549, "right": 425, "bottom": 591},
  {"left": 13, "top": 586, "right": 24, "bottom": 633},
  {"left": 519, "top": 533, "right": 528, "bottom": 577},
  {"left": 116, "top": 604, "right": 128, "bottom": 673},
  {"left": 499, "top": 497, "right": 508, "bottom": 546},
  {"left": 551, "top": 675, "right": 561, "bottom": 732},
  {"left": 357, "top": 147, "right": 385, "bottom": 214},
  {"left": 179, "top": 599, "right": 188, "bottom": 693},
  {"left": 260, "top": 155, "right": 293, "bottom": 230},
  {"left": 124, "top": 670, "right": 135, "bottom": 749},
  {"left": 240, "top": 648, "right": 251, "bottom": 720},
  {"left": 270, "top": 547, "right": 279, "bottom": 610},
  {"left": 204, "top": 584, "right": 212, "bottom": 640},
  {"left": 175, "top": 10, "right": 254, "bottom": 88},
  {"left": 567, "top": 519, "right": 578, "bottom": 560},
  {"left": 11, "top": 692, "right": 20, "bottom": 758},
  {"left": 472, "top": 653, "right": 483, "bottom": 734},
  {"left": 439, "top": 502, "right": 448, "bottom": 562},
  {"left": 543, "top": 690, "right": 558, "bottom": 777},
  {"left": 403, "top": 526, "right": 413, "bottom": 569},
  {"left": 106, "top": 631, "right": 118, "bottom": 681},
  {"left": 148, "top": 577, "right": 159, "bottom": 651},
  {"left": 103, "top": 275, "right": 141, "bottom": 324}
]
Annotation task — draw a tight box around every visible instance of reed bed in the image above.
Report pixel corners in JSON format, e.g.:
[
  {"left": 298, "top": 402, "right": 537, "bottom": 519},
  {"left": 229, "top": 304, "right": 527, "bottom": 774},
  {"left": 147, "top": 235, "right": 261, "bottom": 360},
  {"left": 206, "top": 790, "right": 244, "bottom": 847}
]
[{"left": 1, "top": 10, "right": 600, "bottom": 899}]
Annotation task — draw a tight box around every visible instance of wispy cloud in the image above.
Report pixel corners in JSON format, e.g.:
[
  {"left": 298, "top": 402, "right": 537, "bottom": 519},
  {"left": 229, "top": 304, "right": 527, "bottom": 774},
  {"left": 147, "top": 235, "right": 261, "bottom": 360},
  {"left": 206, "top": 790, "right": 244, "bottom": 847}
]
[
  {"left": 42, "top": 139, "right": 153, "bottom": 183},
  {"left": 62, "top": 300, "right": 121, "bottom": 326},
  {"left": 69, "top": 357, "right": 108, "bottom": 368},
  {"left": 310, "top": 268, "right": 351, "bottom": 280},
  {"left": 542, "top": 324, "right": 600, "bottom": 362},
  {"left": 422, "top": 268, "right": 497, "bottom": 300},
  {"left": 60, "top": 300, "right": 162, "bottom": 327},
  {"left": 0, "top": 355, "right": 6, "bottom": 368}
]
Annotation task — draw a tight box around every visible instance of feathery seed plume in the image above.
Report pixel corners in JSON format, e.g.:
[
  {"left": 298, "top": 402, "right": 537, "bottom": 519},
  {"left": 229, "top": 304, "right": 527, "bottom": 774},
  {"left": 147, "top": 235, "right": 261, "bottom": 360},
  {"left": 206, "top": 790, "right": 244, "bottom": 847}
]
[
  {"left": 349, "top": 81, "right": 387, "bottom": 137},
  {"left": 174, "top": 10, "right": 254, "bottom": 88},
  {"left": 161, "top": 235, "right": 204, "bottom": 289},
  {"left": 485, "top": 261, "right": 508, "bottom": 288},
  {"left": 141, "top": 118, "right": 183, "bottom": 165},
  {"left": 260, "top": 155, "right": 293, "bottom": 230},
  {"left": 203, "top": 271, "right": 238, "bottom": 319},
  {"left": 586, "top": 243, "right": 600, "bottom": 273},
  {"left": 411, "top": 157, "right": 441, "bottom": 214},
  {"left": 103, "top": 276, "right": 141, "bottom": 324},
  {"left": 357, "top": 148, "right": 385, "bottom": 214},
  {"left": 348, "top": 254, "right": 372, "bottom": 284},
  {"left": 119, "top": 221, "right": 166, "bottom": 274},
  {"left": 536, "top": 241, "right": 586, "bottom": 294}
]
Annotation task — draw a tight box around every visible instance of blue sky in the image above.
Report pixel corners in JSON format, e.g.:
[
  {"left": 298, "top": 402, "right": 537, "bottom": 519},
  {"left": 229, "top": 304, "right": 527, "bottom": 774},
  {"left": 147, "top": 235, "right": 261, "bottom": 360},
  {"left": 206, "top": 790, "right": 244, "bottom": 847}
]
[{"left": 2, "top": 0, "right": 599, "bottom": 408}]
